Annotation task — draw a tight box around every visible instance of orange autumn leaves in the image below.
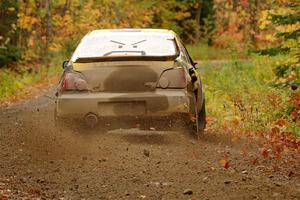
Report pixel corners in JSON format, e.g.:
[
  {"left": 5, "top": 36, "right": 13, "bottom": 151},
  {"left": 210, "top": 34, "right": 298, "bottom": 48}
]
[{"left": 219, "top": 159, "right": 230, "bottom": 169}]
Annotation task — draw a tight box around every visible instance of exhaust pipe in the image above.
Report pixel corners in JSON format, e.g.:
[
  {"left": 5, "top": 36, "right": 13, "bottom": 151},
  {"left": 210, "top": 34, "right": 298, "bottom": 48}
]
[{"left": 85, "top": 113, "right": 98, "bottom": 128}]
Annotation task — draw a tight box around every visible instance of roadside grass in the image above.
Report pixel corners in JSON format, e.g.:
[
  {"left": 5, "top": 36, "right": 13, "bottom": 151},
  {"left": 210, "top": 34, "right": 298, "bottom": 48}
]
[
  {"left": 0, "top": 56, "right": 62, "bottom": 104},
  {"left": 187, "top": 43, "right": 248, "bottom": 61},
  {"left": 199, "top": 55, "right": 299, "bottom": 137}
]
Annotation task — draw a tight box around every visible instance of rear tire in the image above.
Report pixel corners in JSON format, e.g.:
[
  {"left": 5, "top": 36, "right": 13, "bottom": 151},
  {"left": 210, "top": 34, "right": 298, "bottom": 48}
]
[
  {"left": 197, "top": 98, "right": 206, "bottom": 133},
  {"left": 190, "top": 96, "right": 206, "bottom": 137}
]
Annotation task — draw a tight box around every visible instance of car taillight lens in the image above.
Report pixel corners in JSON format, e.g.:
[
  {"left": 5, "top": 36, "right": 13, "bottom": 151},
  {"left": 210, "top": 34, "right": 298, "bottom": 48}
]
[
  {"left": 157, "top": 68, "right": 187, "bottom": 89},
  {"left": 62, "top": 72, "right": 88, "bottom": 91}
]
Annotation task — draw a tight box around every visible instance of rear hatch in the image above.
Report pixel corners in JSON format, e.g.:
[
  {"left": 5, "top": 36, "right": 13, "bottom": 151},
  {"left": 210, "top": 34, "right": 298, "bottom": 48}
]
[{"left": 72, "top": 61, "right": 175, "bottom": 92}]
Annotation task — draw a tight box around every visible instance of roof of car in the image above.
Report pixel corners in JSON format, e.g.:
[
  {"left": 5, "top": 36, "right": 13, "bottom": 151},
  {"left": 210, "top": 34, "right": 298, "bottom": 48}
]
[{"left": 87, "top": 28, "right": 176, "bottom": 37}]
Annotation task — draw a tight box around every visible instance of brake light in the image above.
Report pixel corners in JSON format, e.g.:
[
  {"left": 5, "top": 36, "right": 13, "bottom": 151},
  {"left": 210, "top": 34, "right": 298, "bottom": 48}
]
[
  {"left": 62, "top": 72, "right": 88, "bottom": 91},
  {"left": 157, "top": 68, "right": 187, "bottom": 89}
]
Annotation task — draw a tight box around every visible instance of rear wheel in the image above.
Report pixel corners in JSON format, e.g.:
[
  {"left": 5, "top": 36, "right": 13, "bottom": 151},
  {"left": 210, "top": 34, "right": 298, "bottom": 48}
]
[
  {"left": 191, "top": 96, "right": 206, "bottom": 137},
  {"left": 197, "top": 98, "right": 206, "bottom": 132}
]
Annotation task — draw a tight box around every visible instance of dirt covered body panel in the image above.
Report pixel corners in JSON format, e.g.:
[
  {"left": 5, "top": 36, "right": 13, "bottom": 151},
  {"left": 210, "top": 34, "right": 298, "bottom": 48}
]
[
  {"left": 72, "top": 61, "right": 175, "bottom": 92},
  {"left": 56, "top": 89, "right": 194, "bottom": 118}
]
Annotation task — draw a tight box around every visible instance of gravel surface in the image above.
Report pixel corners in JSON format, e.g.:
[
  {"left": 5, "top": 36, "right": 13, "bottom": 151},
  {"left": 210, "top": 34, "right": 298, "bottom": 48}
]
[{"left": 0, "top": 91, "right": 299, "bottom": 200}]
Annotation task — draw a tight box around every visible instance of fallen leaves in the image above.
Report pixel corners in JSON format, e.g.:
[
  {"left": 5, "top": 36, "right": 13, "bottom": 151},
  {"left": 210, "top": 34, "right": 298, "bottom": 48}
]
[
  {"left": 274, "top": 119, "right": 288, "bottom": 127},
  {"left": 271, "top": 127, "right": 280, "bottom": 135},
  {"left": 219, "top": 159, "right": 230, "bottom": 169},
  {"left": 261, "top": 148, "right": 269, "bottom": 159},
  {"left": 251, "top": 158, "right": 258, "bottom": 166}
]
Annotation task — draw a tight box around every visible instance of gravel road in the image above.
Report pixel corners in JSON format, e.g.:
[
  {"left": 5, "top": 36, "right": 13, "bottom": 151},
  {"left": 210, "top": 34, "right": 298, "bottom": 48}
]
[{"left": 0, "top": 90, "right": 299, "bottom": 200}]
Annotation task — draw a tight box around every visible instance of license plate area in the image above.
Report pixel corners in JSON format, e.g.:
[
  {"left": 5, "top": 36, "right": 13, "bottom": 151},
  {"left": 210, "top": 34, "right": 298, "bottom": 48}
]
[{"left": 98, "top": 101, "right": 146, "bottom": 116}]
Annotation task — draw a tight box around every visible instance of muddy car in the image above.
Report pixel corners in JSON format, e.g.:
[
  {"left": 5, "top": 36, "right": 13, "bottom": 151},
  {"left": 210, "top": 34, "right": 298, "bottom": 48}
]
[{"left": 55, "top": 29, "right": 206, "bottom": 133}]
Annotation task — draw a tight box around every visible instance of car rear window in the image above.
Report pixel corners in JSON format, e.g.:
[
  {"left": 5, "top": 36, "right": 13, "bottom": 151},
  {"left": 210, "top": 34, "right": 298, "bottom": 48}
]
[{"left": 71, "top": 32, "right": 178, "bottom": 62}]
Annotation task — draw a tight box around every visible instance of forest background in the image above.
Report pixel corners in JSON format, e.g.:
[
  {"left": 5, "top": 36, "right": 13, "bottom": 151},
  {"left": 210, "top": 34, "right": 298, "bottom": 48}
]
[{"left": 0, "top": 0, "right": 299, "bottom": 137}]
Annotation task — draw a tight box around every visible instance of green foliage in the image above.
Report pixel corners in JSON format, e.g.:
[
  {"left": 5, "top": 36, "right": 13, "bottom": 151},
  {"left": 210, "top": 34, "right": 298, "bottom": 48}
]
[
  {"left": 0, "top": 44, "right": 21, "bottom": 67},
  {"left": 0, "top": 0, "right": 18, "bottom": 37},
  {"left": 199, "top": 0, "right": 215, "bottom": 45},
  {"left": 186, "top": 43, "right": 243, "bottom": 60},
  {"left": 271, "top": 13, "right": 300, "bottom": 25},
  {"left": 277, "top": 29, "right": 300, "bottom": 40},
  {"left": 0, "top": 0, "right": 19, "bottom": 67},
  {"left": 151, "top": 0, "right": 198, "bottom": 42},
  {"left": 0, "top": 53, "right": 62, "bottom": 101},
  {"left": 261, "top": 1, "right": 300, "bottom": 89},
  {"left": 201, "top": 56, "right": 299, "bottom": 136},
  {"left": 258, "top": 46, "right": 290, "bottom": 56}
]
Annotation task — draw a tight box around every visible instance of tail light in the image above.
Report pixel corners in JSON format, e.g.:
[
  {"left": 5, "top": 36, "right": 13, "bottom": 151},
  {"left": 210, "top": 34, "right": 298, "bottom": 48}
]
[
  {"left": 157, "top": 67, "right": 187, "bottom": 89},
  {"left": 62, "top": 72, "right": 88, "bottom": 91}
]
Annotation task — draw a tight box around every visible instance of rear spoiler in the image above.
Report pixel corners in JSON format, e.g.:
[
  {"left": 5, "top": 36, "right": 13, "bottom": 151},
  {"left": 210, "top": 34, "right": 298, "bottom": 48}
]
[{"left": 74, "top": 55, "right": 179, "bottom": 63}]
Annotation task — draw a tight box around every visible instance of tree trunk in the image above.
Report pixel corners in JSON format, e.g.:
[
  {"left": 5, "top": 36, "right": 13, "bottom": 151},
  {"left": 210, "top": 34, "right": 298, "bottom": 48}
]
[
  {"left": 195, "top": 0, "right": 203, "bottom": 44},
  {"left": 249, "top": 0, "right": 259, "bottom": 47},
  {"left": 63, "top": 0, "right": 71, "bottom": 15},
  {"left": 45, "top": 0, "right": 52, "bottom": 45},
  {"left": 45, "top": 0, "right": 52, "bottom": 66}
]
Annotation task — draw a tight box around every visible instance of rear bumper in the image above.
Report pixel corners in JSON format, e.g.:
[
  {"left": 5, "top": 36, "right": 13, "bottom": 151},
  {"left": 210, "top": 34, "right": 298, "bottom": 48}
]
[{"left": 55, "top": 89, "right": 193, "bottom": 118}]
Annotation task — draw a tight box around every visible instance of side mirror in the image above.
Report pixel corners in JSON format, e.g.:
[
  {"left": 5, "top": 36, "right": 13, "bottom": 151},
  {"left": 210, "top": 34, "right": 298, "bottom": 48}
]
[{"left": 62, "top": 60, "right": 69, "bottom": 69}]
